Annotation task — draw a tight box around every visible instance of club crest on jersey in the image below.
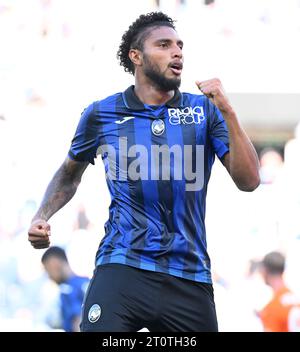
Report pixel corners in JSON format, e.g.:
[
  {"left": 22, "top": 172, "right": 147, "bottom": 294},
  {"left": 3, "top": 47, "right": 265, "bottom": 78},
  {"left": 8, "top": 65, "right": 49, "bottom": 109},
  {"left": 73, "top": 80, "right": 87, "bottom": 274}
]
[
  {"left": 151, "top": 119, "right": 165, "bottom": 136},
  {"left": 88, "top": 304, "right": 101, "bottom": 323},
  {"left": 168, "top": 106, "right": 206, "bottom": 125}
]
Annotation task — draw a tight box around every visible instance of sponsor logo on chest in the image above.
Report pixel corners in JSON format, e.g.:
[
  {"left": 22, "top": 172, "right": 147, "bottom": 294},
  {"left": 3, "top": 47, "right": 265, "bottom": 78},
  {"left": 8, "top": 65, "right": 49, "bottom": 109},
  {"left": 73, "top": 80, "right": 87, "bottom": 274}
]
[{"left": 168, "top": 106, "right": 205, "bottom": 125}]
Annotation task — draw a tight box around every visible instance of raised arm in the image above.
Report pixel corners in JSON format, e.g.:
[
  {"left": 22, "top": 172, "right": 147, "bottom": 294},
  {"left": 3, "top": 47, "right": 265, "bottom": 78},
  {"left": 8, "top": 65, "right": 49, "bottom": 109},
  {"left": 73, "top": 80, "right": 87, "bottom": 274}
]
[
  {"left": 28, "top": 157, "right": 89, "bottom": 249},
  {"left": 196, "top": 78, "right": 260, "bottom": 192}
]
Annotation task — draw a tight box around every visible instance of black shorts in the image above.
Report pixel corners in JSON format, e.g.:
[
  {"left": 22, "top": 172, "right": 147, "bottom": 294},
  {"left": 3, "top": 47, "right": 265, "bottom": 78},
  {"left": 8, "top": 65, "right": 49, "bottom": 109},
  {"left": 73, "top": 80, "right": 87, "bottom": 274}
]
[{"left": 80, "top": 263, "right": 218, "bottom": 332}]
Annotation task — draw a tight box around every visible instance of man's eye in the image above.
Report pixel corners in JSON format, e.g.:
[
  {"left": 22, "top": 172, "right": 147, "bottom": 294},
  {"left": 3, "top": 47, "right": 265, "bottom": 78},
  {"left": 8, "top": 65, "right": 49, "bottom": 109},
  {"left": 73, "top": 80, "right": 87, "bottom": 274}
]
[{"left": 160, "top": 42, "right": 168, "bottom": 47}]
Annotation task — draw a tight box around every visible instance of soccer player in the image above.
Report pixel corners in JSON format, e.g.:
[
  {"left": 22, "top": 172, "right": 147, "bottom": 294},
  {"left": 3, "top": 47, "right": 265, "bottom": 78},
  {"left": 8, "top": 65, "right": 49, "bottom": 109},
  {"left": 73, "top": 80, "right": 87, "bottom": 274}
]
[
  {"left": 28, "top": 12, "right": 260, "bottom": 331},
  {"left": 41, "top": 246, "right": 89, "bottom": 332}
]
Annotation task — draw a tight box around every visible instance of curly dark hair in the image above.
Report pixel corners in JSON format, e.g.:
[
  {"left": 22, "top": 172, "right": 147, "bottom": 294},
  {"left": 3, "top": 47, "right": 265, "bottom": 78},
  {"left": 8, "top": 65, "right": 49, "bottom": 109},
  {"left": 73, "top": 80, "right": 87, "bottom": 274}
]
[{"left": 117, "top": 12, "right": 176, "bottom": 75}]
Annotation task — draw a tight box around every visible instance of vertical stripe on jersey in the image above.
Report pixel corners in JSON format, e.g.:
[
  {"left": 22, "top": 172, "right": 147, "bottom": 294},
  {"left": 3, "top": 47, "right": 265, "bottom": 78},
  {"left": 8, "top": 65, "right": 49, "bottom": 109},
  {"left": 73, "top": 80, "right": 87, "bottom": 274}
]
[
  {"left": 120, "top": 109, "right": 148, "bottom": 268},
  {"left": 133, "top": 117, "right": 160, "bottom": 271},
  {"left": 164, "top": 113, "right": 188, "bottom": 278},
  {"left": 151, "top": 112, "right": 175, "bottom": 274}
]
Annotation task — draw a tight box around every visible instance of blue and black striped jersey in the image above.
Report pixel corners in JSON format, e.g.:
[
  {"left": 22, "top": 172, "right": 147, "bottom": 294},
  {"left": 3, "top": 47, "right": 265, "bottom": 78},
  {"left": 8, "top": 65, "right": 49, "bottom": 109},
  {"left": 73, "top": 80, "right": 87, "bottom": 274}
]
[{"left": 68, "top": 86, "right": 229, "bottom": 283}]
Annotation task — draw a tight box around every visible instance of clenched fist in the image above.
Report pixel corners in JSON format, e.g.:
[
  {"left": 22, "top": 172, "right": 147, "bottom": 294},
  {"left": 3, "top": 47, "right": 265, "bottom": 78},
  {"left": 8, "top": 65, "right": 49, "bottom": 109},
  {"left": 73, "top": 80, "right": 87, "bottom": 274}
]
[
  {"left": 28, "top": 219, "right": 51, "bottom": 249},
  {"left": 195, "top": 78, "right": 233, "bottom": 114}
]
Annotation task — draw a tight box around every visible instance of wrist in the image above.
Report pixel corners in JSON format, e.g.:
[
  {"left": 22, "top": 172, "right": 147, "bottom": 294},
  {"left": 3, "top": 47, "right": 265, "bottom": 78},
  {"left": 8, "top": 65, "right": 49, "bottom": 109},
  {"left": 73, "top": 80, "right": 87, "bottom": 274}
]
[{"left": 32, "top": 213, "right": 48, "bottom": 223}]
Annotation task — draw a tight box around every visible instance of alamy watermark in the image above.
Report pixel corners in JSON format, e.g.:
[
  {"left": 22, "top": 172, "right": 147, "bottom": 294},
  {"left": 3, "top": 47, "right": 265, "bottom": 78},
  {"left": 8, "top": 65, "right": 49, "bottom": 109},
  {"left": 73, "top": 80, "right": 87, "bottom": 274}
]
[{"left": 97, "top": 137, "right": 204, "bottom": 191}]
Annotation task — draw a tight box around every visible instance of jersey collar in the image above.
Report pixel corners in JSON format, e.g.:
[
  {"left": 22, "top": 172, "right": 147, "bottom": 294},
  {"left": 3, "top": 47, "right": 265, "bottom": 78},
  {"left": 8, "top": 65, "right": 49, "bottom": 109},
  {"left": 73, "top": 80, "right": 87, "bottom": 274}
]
[{"left": 122, "top": 85, "right": 183, "bottom": 111}]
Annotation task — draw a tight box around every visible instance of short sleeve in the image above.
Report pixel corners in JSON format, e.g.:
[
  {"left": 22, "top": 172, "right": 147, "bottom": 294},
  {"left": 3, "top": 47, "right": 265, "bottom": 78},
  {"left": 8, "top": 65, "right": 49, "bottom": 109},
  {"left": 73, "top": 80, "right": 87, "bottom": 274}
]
[
  {"left": 207, "top": 99, "right": 229, "bottom": 160},
  {"left": 68, "top": 103, "right": 100, "bottom": 165}
]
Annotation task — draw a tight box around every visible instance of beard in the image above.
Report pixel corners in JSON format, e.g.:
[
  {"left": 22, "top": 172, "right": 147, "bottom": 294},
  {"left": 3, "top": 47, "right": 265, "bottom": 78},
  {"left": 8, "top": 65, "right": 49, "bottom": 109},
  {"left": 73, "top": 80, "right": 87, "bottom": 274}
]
[{"left": 143, "top": 54, "right": 181, "bottom": 92}]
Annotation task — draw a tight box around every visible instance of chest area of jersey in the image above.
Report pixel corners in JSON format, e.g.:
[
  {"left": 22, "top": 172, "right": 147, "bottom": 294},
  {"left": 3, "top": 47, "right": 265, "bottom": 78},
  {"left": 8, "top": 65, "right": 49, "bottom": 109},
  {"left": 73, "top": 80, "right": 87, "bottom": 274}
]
[
  {"left": 99, "top": 107, "right": 207, "bottom": 189},
  {"left": 101, "top": 105, "right": 207, "bottom": 145}
]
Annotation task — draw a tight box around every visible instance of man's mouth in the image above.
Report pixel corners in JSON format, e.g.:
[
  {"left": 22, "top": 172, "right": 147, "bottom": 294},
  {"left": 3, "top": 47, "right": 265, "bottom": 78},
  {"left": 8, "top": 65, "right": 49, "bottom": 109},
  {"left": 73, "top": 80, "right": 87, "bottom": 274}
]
[{"left": 169, "top": 62, "right": 183, "bottom": 76}]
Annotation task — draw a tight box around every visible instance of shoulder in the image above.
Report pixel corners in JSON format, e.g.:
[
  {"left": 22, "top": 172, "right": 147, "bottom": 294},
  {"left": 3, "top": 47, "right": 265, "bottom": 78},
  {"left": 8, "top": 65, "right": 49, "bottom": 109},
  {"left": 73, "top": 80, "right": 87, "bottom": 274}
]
[
  {"left": 78, "top": 92, "right": 123, "bottom": 123},
  {"left": 93, "top": 91, "right": 123, "bottom": 111}
]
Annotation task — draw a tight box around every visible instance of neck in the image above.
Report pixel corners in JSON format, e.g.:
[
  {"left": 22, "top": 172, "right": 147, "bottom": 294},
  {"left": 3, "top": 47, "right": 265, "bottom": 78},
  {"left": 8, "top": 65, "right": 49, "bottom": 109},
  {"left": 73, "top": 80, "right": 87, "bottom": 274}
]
[
  {"left": 134, "top": 77, "right": 174, "bottom": 106},
  {"left": 268, "top": 276, "right": 286, "bottom": 293}
]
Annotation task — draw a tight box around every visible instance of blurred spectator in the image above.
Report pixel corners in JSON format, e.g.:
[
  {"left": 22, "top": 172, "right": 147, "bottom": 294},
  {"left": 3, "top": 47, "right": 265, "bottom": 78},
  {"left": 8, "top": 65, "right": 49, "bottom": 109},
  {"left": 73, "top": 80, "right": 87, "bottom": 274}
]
[
  {"left": 259, "top": 251, "right": 300, "bottom": 332},
  {"left": 41, "top": 246, "right": 89, "bottom": 332},
  {"left": 73, "top": 204, "right": 91, "bottom": 231},
  {"left": 259, "top": 147, "right": 284, "bottom": 184}
]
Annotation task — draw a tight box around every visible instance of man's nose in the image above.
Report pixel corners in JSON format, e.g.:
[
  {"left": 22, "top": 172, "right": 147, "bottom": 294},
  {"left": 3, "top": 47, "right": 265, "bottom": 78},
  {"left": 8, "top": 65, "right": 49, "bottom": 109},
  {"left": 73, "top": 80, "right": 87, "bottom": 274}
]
[{"left": 172, "top": 45, "right": 183, "bottom": 58}]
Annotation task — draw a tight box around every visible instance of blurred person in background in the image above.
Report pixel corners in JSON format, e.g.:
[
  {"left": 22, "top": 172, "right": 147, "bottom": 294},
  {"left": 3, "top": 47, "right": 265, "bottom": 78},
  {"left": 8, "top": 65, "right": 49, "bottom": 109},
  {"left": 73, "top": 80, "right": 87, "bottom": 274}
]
[
  {"left": 41, "top": 246, "right": 89, "bottom": 332},
  {"left": 28, "top": 12, "right": 260, "bottom": 332},
  {"left": 259, "top": 147, "right": 284, "bottom": 185},
  {"left": 259, "top": 251, "right": 300, "bottom": 332}
]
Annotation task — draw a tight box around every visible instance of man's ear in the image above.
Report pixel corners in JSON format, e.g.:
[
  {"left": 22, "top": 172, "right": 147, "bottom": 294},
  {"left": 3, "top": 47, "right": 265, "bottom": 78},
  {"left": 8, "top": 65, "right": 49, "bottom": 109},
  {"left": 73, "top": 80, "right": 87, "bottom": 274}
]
[{"left": 129, "top": 49, "right": 142, "bottom": 67}]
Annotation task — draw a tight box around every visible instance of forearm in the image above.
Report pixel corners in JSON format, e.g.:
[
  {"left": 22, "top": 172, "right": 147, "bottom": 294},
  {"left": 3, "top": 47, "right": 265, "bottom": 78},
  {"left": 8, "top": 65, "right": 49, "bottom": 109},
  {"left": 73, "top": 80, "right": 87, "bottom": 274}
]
[
  {"left": 32, "top": 164, "right": 80, "bottom": 222},
  {"left": 224, "top": 110, "right": 260, "bottom": 191}
]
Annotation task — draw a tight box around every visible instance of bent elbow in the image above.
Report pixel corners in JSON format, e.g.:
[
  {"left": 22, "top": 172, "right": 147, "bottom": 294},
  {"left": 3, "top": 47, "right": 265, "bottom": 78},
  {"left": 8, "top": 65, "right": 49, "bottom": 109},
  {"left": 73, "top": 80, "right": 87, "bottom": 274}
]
[{"left": 237, "top": 175, "right": 260, "bottom": 192}]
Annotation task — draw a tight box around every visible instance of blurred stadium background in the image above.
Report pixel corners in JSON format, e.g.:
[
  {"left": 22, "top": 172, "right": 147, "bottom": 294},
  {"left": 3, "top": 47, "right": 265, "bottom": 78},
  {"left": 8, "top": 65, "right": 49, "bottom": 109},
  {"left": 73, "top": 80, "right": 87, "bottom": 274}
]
[{"left": 1, "top": 0, "right": 300, "bottom": 331}]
